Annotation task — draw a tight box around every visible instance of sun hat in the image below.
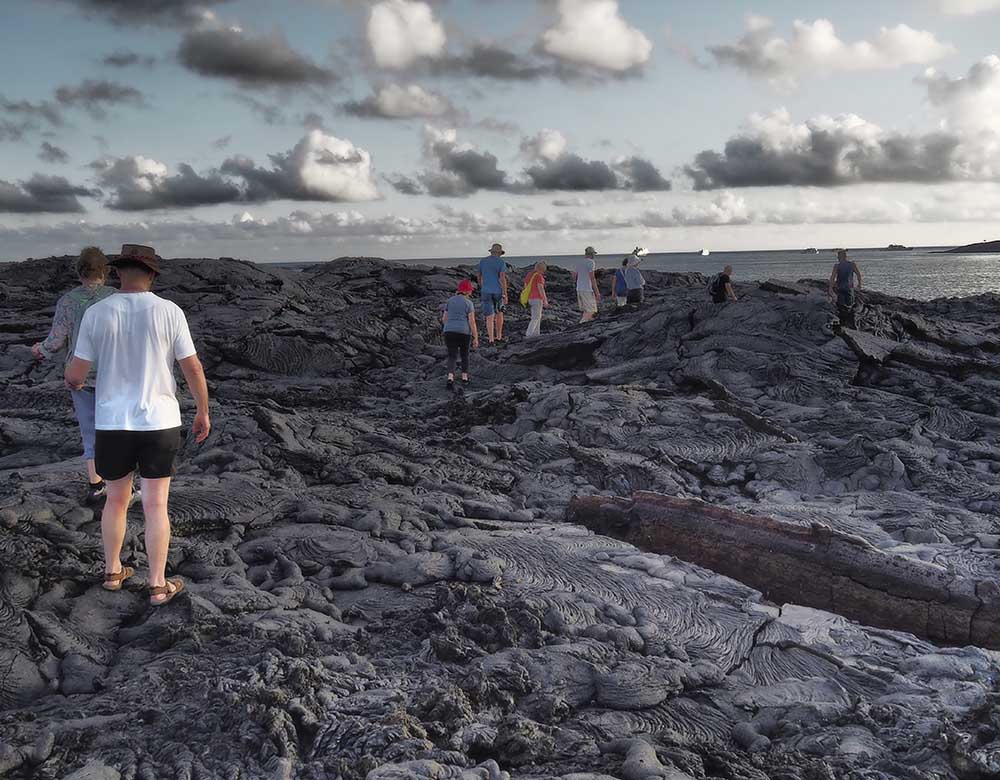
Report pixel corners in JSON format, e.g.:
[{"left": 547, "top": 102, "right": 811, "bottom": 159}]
[
  {"left": 490, "top": 242, "right": 505, "bottom": 255},
  {"left": 584, "top": 246, "right": 597, "bottom": 257},
  {"left": 110, "top": 243, "right": 161, "bottom": 275},
  {"left": 457, "top": 279, "right": 474, "bottom": 294}
]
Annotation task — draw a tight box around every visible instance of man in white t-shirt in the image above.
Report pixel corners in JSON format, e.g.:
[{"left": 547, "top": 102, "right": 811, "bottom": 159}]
[
  {"left": 65, "top": 244, "right": 210, "bottom": 607},
  {"left": 571, "top": 246, "right": 601, "bottom": 323}
]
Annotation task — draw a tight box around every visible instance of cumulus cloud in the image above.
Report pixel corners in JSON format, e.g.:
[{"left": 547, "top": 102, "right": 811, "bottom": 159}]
[
  {"left": 615, "top": 157, "right": 672, "bottom": 192},
  {"left": 524, "top": 154, "right": 619, "bottom": 191},
  {"left": 39, "top": 142, "right": 70, "bottom": 164},
  {"left": 519, "top": 129, "right": 568, "bottom": 162},
  {"left": 936, "top": 0, "right": 1000, "bottom": 13},
  {"left": 367, "top": 0, "right": 446, "bottom": 69},
  {"left": 540, "top": 0, "right": 653, "bottom": 74},
  {"left": 178, "top": 24, "right": 338, "bottom": 88},
  {"left": 342, "top": 83, "right": 454, "bottom": 119},
  {"left": 92, "top": 131, "right": 379, "bottom": 210},
  {"left": 54, "top": 79, "right": 146, "bottom": 119},
  {"left": 56, "top": 0, "right": 231, "bottom": 26},
  {"left": 220, "top": 129, "right": 380, "bottom": 203},
  {"left": 412, "top": 127, "right": 510, "bottom": 196},
  {"left": 0, "top": 174, "right": 95, "bottom": 213},
  {"left": 709, "top": 16, "right": 952, "bottom": 84},
  {"left": 394, "top": 126, "right": 671, "bottom": 196},
  {"left": 683, "top": 108, "right": 996, "bottom": 189},
  {"left": 95, "top": 155, "right": 242, "bottom": 210},
  {"left": 918, "top": 55, "right": 1000, "bottom": 135}
]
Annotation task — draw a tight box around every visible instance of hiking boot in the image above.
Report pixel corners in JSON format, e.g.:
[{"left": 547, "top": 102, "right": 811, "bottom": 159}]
[{"left": 85, "top": 480, "right": 106, "bottom": 505}]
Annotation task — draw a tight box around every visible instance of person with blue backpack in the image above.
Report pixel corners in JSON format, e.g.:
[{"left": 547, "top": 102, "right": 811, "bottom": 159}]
[{"left": 611, "top": 258, "right": 628, "bottom": 308}]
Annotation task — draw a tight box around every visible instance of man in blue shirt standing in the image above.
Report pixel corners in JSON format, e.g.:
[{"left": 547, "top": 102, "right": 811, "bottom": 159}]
[{"left": 478, "top": 242, "right": 509, "bottom": 344}]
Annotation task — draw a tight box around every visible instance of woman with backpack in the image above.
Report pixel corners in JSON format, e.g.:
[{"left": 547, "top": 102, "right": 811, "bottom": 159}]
[{"left": 522, "top": 262, "right": 548, "bottom": 338}]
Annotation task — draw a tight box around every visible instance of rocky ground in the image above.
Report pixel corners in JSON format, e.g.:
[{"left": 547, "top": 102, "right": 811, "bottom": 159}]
[{"left": 2, "top": 255, "right": 1000, "bottom": 780}]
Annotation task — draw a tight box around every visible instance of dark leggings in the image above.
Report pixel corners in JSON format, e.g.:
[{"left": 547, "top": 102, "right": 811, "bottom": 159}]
[{"left": 445, "top": 331, "right": 471, "bottom": 374}]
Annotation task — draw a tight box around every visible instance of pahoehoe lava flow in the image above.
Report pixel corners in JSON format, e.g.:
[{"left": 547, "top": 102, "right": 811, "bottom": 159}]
[{"left": 3, "top": 255, "right": 1000, "bottom": 779}]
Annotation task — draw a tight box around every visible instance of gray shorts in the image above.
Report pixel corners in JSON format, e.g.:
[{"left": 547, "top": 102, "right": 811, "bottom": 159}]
[
  {"left": 70, "top": 388, "right": 97, "bottom": 460},
  {"left": 836, "top": 289, "right": 855, "bottom": 308}
]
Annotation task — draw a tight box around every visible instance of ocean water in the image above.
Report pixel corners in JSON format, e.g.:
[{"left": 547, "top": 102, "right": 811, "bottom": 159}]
[{"left": 400, "top": 247, "right": 1000, "bottom": 302}]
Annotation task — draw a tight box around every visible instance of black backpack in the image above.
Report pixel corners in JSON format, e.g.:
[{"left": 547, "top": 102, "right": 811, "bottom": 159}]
[{"left": 708, "top": 274, "right": 723, "bottom": 298}]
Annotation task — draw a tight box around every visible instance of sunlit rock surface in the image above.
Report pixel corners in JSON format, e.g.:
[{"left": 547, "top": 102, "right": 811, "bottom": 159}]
[{"left": 2, "top": 255, "right": 1000, "bottom": 779}]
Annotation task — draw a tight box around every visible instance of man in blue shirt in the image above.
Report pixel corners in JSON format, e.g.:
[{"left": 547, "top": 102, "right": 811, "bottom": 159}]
[{"left": 477, "top": 242, "right": 509, "bottom": 344}]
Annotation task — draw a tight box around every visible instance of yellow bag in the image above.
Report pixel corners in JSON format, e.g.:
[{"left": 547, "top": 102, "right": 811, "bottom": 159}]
[{"left": 520, "top": 272, "right": 539, "bottom": 307}]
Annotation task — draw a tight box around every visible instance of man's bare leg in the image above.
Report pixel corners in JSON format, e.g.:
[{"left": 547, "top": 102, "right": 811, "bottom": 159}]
[
  {"left": 485, "top": 314, "right": 496, "bottom": 343},
  {"left": 141, "top": 476, "right": 175, "bottom": 604},
  {"left": 102, "top": 474, "right": 133, "bottom": 576},
  {"left": 86, "top": 458, "right": 101, "bottom": 484},
  {"left": 496, "top": 310, "right": 505, "bottom": 341}
]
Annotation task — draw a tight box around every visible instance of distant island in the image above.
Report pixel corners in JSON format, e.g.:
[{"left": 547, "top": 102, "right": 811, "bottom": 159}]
[
  {"left": 942, "top": 239, "right": 1000, "bottom": 254},
  {"left": 881, "top": 244, "right": 912, "bottom": 251}
]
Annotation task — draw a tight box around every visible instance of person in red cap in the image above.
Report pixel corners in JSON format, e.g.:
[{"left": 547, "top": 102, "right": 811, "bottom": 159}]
[
  {"left": 65, "top": 244, "right": 211, "bottom": 606},
  {"left": 441, "top": 278, "right": 480, "bottom": 388}
]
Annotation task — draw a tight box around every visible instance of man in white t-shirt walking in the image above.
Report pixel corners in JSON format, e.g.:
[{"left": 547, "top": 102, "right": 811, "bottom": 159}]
[
  {"left": 65, "top": 244, "right": 210, "bottom": 606},
  {"left": 572, "top": 246, "right": 601, "bottom": 323}
]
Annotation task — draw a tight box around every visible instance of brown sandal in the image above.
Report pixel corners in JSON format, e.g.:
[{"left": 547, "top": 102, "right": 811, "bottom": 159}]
[
  {"left": 148, "top": 577, "right": 185, "bottom": 607},
  {"left": 103, "top": 566, "right": 135, "bottom": 591}
]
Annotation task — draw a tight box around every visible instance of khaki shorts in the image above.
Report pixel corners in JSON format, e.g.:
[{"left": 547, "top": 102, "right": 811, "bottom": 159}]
[{"left": 577, "top": 290, "right": 597, "bottom": 314}]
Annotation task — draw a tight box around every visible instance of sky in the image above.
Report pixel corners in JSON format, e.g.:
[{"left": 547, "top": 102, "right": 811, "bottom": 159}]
[{"left": 1, "top": 0, "right": 999, "bottom": 262}]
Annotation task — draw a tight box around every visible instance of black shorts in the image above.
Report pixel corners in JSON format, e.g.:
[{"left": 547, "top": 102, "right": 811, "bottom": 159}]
[{"left": 95, "top": 427, "right": 182, "bottom": 481}]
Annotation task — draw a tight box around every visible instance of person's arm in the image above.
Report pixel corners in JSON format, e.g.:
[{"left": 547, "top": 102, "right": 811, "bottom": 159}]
[
  {"left": 541, "top": 279, "right": 548, "bottom": 307},
  {"left": 178, "top": 354, "right": 211, "bottom": 443},
  {"left": 853, "top": 262, "right": 863, "bottom": 289},
  {"left": 500, "top": 271, "right": 508, "bottom": 302},
  {"left": 64, "top": 356, "right": 92, "bottom": 390},
  {"left": 590, "top": 271, "right": 601, "bottom": 300},
  {"left": 33, "top": 295, "right": 72, "bottom": 359},
  {"left": 467, "top": 312, "right": 479, "bottom": 347},
  {"left": 726, "top": 281, "right": 738, "bottom": 301},
  {"left": 441, "top": 307, "right": 448, "bottom": 326},
  {"left": 828, "top": 265, "right": 837, "bottom": 298}
]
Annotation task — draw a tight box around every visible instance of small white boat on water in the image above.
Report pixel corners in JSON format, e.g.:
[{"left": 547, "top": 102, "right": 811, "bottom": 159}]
[{"left": 700, "top": 249, "right": 710, "bottom": 256}]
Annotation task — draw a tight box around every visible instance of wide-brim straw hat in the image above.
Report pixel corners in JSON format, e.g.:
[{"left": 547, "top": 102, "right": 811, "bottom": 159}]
[
  {"left": 110, "top": 244, "right": 161, "bottom": 275},
  {"left": 584, "top": 246, "right": 597, "bottom": 257},
  {"left": 490, "top": 242, "right": 505, "bottom": 255}
]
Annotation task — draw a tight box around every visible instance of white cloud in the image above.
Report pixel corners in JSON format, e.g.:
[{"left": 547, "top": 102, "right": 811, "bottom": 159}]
[
  {"left": 279, "top": 130, "right": 380, "bottom": 202},
  {"left": 709, "top": 16, "right": 953, "bottom": 84},
  {"left": 540, "top": 0, "right": 652, "bottom": 73},
  {"left": 919, "top": 55, "right": 1000, "bottom": 135},
  {"left": 346, "top": 83, "right": 452, "bottom": 119},
  {"left": 519, "top": 128, "right": 568, "bottom": 162},
  {"left": 685, "top": 107, "right": 1000, "bottom": 189},
  {"left": 367, "top": 0, "right": 446, "bottom": 70},
  {"left": 936, "top": 0, "right": 1000, "bottom": 14}
]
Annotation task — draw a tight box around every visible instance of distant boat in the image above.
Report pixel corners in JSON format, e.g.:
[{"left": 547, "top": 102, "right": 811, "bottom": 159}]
[
  {"left": 802, "top": 247, "right": 819, "bottom": 254},
  {"left": 699, "top": 249, "right": 710, "bottom": 256},
  {"left": 881, "top": 244, "right": 912, "bottom": 251}
]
